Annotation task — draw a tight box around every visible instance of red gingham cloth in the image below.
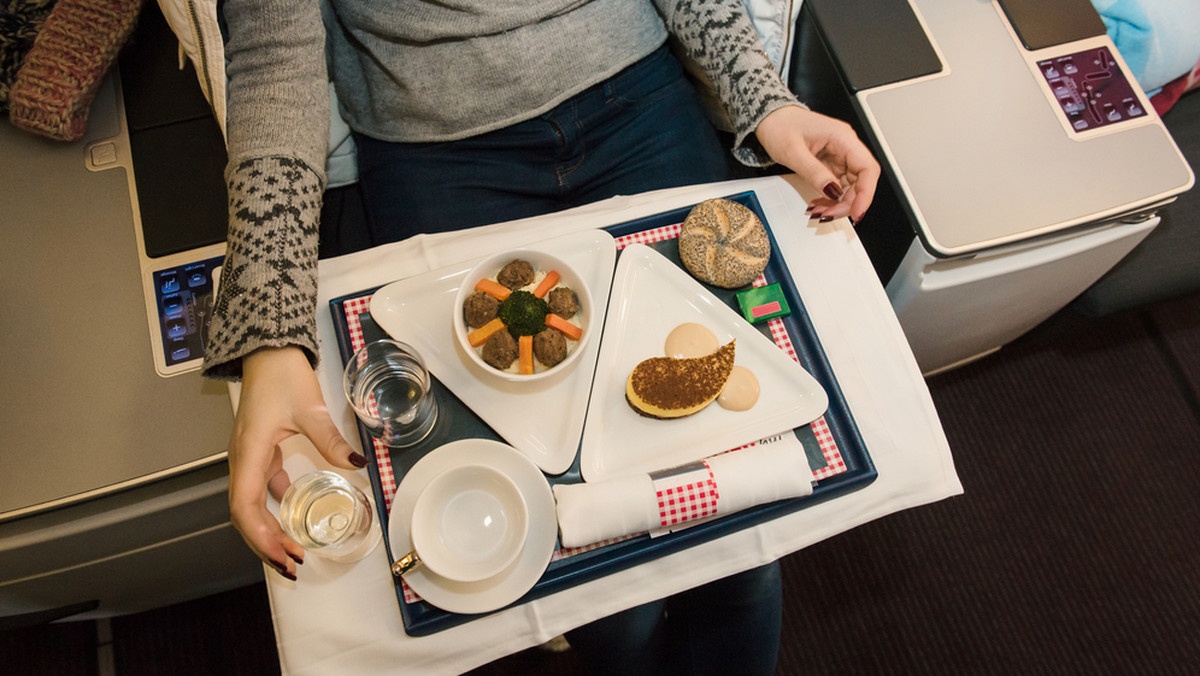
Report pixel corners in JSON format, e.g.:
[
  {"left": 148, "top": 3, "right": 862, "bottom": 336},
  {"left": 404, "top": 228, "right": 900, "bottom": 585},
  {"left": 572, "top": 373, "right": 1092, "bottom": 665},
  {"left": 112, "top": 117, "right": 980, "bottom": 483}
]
[{"left": 343, "top": 296, "right": 398, "bottom": 510}]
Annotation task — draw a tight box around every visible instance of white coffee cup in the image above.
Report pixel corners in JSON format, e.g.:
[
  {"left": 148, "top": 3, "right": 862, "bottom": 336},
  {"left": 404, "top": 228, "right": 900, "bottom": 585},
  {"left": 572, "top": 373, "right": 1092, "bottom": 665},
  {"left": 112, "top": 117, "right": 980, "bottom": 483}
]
[{"left": 392, "top": 464, "right": 528, "bottom": 582}]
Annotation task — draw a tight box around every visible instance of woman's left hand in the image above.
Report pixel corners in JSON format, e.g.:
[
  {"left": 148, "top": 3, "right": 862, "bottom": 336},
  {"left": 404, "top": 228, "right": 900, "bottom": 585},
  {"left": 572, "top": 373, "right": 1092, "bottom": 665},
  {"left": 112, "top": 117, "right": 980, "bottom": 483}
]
[{"left": 755, "top": 105, "right": 881, "bottom": 224}]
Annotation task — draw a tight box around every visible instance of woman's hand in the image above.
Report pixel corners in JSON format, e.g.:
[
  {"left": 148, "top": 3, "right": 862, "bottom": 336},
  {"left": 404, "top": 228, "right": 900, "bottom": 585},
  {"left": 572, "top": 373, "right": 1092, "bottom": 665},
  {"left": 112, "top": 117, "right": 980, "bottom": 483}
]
[
  {"left": 755, "top": 106, "right": 881, "bottom": 224},
  {"left": 227, "top": 346, "right": 368, "bottom": 580}
]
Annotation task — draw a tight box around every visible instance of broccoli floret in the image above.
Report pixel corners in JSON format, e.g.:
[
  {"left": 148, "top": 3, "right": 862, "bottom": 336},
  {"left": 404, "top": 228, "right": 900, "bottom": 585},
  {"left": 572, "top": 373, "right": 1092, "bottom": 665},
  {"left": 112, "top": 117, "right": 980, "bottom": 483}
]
[{"left": 498, "top": 290, "right": 549, "bottom": 337}]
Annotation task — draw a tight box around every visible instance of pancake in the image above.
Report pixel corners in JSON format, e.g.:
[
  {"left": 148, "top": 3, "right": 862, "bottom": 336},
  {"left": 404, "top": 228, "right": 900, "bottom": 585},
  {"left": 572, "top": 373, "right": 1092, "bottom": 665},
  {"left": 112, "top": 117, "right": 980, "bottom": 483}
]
[{"left": 625, "top": 341, "right": 735, "bottom": 419}]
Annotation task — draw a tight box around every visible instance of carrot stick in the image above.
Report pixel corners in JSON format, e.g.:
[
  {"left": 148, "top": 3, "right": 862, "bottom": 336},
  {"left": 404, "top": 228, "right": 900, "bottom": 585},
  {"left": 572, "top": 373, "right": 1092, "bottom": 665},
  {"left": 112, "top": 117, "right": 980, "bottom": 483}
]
[
  {"left": 475, "top": 278, "right": 511, "bottom": 301},
  {"left": 518, "top": 335, "right": 534, "bottom": 375},
  {"left": 467, "top": 317, "right": 506, "bottom": 347},
  {"left": 545, "top": 313, "right": 582, "bottom": 341},
  {"left": 532, "top": 270, "right": 560, "bottom": 299}
]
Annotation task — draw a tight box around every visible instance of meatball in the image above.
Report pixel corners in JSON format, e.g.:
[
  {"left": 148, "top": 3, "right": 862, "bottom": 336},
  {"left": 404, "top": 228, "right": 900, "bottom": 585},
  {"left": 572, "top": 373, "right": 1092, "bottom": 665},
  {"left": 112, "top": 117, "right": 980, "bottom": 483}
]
[
  {"left": 497, "top": 259, "right": 535, "bottom": 290},
  {"left": 463, "top": 290, "right": 499, "bottom": 329},
  {"left": 481, "top": 330, "right": 518, "bottom": 370},
  {"left": 533, "top": 328, "right": 568, "bottom": 368},
  {"left": 547, "top": 287, "right": 579, "bottom": 319}
]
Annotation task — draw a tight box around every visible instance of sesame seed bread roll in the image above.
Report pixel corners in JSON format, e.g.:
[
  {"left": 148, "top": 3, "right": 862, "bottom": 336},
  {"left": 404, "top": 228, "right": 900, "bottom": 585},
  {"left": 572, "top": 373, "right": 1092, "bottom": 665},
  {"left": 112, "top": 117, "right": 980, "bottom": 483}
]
[{"left": 678, "top": 199, "right": 771, "bottom": 289}]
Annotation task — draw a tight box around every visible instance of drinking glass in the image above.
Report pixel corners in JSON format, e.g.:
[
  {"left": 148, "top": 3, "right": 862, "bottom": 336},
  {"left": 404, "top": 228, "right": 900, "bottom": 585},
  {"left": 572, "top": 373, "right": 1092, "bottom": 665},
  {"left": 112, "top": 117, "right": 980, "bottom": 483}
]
[
  {"left": 279, "top": 470, "right": 381, "bottom": 563},
  {"left": 343, "top": 339, "right": 439, "bottom": 448}
]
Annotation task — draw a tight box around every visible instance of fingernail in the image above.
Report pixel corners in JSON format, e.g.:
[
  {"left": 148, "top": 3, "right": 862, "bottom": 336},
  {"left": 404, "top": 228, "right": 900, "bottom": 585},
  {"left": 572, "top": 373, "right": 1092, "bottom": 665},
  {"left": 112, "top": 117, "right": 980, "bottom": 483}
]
[
  {"left": 269, "top": 559, "right": 296, "bottom": 581},
  {"left": 287, "top": 551, "right": 304, "bottom": 565},
  {"left": 805, "top": 204, "right": 815, "bottom": 214},
  {"left": 823, "top": 182, "right": 844, "bottom": 201},
  {"left": 349, "top": 452, "right": 369, "bottom": 468},
  {"left": 819, "top": 216, "right": 835, "bottom": 223}
]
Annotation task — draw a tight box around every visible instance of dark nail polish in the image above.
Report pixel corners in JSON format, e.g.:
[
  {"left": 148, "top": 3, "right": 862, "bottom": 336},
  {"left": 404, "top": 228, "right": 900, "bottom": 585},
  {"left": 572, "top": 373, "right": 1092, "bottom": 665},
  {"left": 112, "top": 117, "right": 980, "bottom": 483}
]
[
  {"left": 287, "top": 551, "right": 304, "bottom": 565},
  {"left": 269, "top": 559, "right": 297, "bottom": 581},
  {"left": 349, "top": 452, "right": 369, "bottom": 468},
  {"left": 823, "top": 182, "right": 844, "bottom": 201},
  {"left": 819, "top": 216, "right": 835, "bottom": 223},
  {"left": 805, "top": 204, "right": 815, "bottom": 214}
]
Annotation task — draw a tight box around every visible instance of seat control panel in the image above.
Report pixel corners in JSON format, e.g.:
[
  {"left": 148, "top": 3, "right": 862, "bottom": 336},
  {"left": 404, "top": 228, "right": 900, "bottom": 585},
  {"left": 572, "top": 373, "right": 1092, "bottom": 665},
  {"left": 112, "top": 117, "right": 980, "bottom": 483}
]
[{"left": 1037, "top": 46, "right": 1148, "bottom": 134}]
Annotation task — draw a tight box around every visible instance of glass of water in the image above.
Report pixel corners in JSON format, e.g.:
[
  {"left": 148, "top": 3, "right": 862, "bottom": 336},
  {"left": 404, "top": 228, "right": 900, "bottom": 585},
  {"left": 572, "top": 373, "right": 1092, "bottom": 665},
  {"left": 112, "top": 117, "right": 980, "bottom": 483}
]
[
  {"left": 343, "top": 339, "right": 439, "bottom": 448},
  {"left": 279, "top": 470, "right": 381, "bottom": 563}
]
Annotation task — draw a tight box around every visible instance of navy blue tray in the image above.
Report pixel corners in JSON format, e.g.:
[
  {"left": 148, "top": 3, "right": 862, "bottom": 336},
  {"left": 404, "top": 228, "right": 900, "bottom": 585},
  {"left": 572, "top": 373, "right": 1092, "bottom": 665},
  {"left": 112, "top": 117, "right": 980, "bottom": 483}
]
[{"left": 329, "top": 190, "right": 877, "bottom": 636}]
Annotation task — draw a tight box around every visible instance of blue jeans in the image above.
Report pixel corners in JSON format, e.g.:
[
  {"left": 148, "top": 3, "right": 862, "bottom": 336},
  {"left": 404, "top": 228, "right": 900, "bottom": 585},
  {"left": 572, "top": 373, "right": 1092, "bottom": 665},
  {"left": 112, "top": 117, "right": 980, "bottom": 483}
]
[
  {"left": 354, "top": 45, "right": 780, "bottom": 674},
  {"left": 354, "top": 45, "right": 733, "bottom": 243},
  {"left": 565, "top": 561, "right": 782, "bottom": 676}
]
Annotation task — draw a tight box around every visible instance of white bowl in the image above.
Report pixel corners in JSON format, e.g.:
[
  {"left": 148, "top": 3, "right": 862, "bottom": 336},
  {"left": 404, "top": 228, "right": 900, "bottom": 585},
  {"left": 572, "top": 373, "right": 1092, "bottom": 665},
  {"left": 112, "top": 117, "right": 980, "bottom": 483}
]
[{"left": 453, "top": 248, "right": 593, "bottom": 382}]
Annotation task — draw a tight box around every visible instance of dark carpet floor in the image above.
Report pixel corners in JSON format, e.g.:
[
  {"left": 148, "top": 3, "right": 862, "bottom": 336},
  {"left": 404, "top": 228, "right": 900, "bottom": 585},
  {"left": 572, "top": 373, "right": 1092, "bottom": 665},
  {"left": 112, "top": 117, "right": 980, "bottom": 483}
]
[{"left": 4, "top": 293, "right": 1198, "bottom": 675}]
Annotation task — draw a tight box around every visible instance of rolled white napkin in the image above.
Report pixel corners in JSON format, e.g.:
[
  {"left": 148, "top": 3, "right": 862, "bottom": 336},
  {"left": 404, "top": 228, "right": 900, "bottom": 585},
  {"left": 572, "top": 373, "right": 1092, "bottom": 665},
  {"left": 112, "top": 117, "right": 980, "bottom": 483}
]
[{"left": 554, "top": 434, "right": 815, "bottom": 548}]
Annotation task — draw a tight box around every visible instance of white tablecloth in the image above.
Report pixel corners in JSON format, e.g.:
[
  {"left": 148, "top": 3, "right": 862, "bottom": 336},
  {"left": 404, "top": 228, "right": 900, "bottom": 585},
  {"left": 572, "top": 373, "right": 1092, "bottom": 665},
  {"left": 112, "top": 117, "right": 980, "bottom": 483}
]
[{"left": 257, "top": 176, "right": 962, "bottom": 675}]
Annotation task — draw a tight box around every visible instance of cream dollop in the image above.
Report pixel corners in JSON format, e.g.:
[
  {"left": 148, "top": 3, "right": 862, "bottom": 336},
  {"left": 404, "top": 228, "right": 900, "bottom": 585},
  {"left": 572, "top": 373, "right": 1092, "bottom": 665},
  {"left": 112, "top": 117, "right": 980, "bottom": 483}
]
[
  {"left": 664, "top": 322, "right": 720, "bottom": 359},
  {"left": 717, "top": 365, "right": 759, "bottom": 411}
]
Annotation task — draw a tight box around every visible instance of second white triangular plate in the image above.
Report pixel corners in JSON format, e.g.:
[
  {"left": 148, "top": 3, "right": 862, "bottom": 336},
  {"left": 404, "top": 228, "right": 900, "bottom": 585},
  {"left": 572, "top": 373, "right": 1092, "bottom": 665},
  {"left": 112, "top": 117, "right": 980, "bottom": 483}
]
[{"left": 580, "top": 243, "right": 828, "bottom": 481}]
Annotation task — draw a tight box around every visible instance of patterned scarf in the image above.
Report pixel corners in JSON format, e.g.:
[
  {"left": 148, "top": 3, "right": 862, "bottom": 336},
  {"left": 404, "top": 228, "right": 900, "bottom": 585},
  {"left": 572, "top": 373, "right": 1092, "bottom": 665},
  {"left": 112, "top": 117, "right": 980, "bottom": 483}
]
[
  {"left": 0, "top": 0, "right": 58, "bottom": 113},
  {"left": 5, "top": 0, "right": 145, "bottom": 140}
]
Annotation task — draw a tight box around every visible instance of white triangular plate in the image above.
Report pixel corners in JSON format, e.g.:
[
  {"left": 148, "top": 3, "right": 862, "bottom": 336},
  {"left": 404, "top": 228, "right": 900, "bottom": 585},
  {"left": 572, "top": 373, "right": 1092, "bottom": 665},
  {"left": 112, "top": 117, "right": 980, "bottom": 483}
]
[
  {"left": 370, "top": 229, "right": 616, "bottom": 475},
  {"left": 579, "top": 243, "right": 828, "bottom": 481}
]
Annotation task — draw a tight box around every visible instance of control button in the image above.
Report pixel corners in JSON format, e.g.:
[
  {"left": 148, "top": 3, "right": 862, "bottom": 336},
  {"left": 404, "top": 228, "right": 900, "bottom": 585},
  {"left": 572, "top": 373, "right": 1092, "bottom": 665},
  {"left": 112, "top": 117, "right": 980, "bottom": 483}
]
[
  {"left": 1062, "top": 61, "right": 1077, "bottom": 75},
  {"left": 89, "top": 142, "right": 117, "bottom": 167},
  {"left": 187, "top": 271, "right": 208, "bottom": 288},
  {"left": 170, "top": 347, "right": 192, "bottom": 361},
  {"left": 1044, "top": 66, "right": 1059, "bottom": 78},
  {"left": 161, "top": 276, "right": 180, "bottom": 294},
  {"left": 162, "top": 294, "right": 183, "bottom": 319},
  {"left": 1061, "top": 98, "right": 1083, "bottom": 114},
  {"left": 1126, "top": 101, "right": 1143, "bottom": 116},
  {"left": 166, "top": 321, "right": 188, "bottom": 339},
  {"left": 1105, "top": 103, "right": 1121, "bottom": 122},
  {"left": 1073, "top": 117, "right": 1089, "bottom": 130}
]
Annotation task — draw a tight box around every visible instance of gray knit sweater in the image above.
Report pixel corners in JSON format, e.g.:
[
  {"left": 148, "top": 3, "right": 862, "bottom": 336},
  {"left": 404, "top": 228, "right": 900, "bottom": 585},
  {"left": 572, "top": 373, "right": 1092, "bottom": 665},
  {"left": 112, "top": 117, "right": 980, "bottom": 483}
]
[{"left": 204, "top": 0, "right": 801, "bottom": 379}]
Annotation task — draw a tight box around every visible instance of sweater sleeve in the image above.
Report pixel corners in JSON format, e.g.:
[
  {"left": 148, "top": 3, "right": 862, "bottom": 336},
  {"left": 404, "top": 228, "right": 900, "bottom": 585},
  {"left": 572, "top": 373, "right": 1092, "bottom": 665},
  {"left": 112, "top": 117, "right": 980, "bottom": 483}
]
[
  {"left": 654, "top": 0, "right": 804, "bottom": 166},
  {"left": 202, "top": 0, "right": 330, "bottom": 380}
]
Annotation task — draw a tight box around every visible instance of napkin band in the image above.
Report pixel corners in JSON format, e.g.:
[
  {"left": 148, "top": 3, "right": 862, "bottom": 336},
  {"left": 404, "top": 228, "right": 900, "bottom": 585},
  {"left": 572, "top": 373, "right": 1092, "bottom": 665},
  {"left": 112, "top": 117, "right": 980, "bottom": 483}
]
[{"left": 652, "top": 461, "right": 720, "bottom": 528}]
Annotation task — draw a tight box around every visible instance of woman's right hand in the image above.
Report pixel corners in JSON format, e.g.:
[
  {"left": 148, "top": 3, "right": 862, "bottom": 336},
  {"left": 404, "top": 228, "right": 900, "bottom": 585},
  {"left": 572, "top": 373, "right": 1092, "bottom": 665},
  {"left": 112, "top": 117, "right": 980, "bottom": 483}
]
[
  {"left": 755, "top": 105, "right": 880, "bottom": 224},
  {"left": 227, "top": 346, "right": 368, "bottom": 579}
]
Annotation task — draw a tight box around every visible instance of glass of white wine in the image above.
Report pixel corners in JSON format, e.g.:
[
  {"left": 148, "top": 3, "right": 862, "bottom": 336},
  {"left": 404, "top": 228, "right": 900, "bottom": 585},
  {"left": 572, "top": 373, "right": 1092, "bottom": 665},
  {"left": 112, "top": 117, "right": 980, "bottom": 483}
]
[{"left": 279, "top": 471, "right": 381, "bottom": 563}]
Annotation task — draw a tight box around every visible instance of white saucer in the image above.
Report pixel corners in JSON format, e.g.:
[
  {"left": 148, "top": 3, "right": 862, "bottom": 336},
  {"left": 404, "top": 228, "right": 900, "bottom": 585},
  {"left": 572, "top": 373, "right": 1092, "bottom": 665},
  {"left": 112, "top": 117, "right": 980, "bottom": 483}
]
[
  {"left": 579, "top": 243, "right": 830, "bottom": 481},
  {"left": 370, "top": 229, "right": 615, "bottom": 475},
  {"left": 387, "top": 439, "right": 557, "bottom": 614}
]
